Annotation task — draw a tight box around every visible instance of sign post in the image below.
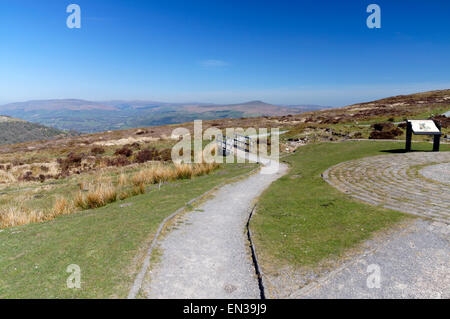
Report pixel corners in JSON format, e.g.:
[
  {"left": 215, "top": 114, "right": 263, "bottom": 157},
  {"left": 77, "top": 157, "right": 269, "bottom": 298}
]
[
  {"left": 433, "top": 121, "right": 442, "bottom": 152},
  {"left": 405, "top": 121, "right": 412, "bottom": 152}
]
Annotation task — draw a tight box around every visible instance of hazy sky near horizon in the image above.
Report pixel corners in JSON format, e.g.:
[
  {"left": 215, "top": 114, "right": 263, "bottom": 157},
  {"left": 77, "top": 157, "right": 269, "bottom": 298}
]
[{"left": 1, "top": 0, "right": 449, "bottom": 106}]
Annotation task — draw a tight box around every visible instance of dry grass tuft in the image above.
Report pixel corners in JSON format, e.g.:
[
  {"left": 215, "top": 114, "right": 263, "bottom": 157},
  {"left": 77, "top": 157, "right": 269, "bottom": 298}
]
[
  {"left": 131, "top": 169, "right": 152, "bottom": 186},
  {"left": 174, "top": 164, "right": 194, "bottom": 179},
  {"left": 118, "top": 173, "right": 127, "bottom": 187},
  {"left": 130, "top": 183, "right": 146, "bottom": 196},
  {"left": 74, "top": 191, "right": 86, "bottom": 209},
  {"left": 51, "top": 197, "right": 73, "bottom": 217},
  {"left": 193, "top": 162, "right": 219, "bottom": 176},
  {"left": 75, "top": 183, "right": 117, "bottom": 209},
  {"left": 0, "top": 161, "right": 220, "bottom": 229},
  {"left": 0, "top": 207, "right": 45, "bottom": 228},
  {"left": 130, "top": 162, "right": 219, "bottom": 186},
  {"left": 118, "top": 191, "right": 129, "bottom": 200},
  {"left": 0, "top": 170, "right": 17, "bottom": 183}
]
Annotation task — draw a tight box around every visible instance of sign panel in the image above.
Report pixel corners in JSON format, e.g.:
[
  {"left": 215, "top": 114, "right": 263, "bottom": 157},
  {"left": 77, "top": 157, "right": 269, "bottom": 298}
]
[{"left": 408, "top": 120, "right": 441, "bottom": 135}]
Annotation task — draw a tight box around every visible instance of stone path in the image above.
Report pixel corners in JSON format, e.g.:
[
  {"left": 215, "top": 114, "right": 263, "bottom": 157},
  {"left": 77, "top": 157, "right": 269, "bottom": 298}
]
[
  {"left": 143, "top": 159, "right": 288, "bottom": 299},
  {"left": 323, "top": 152, "right": 450, "bottom": 224},
  {"left": 420, "top": 162, "right": 450, "bottom": 185},
  {"left": 294, "top": 219, "right": 450, "bottom": 299}
]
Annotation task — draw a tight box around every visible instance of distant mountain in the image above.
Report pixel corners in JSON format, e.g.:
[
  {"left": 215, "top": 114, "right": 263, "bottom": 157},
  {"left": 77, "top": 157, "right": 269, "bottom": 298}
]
[
  {"left": 0, "top": 115, "right": 78, "bottom": 145},
  {"left": 0, "top": 99, "right": 331, "bottom": 133},
  {"left": 282, "top": 104, "right": 332, "bottom": 110}
]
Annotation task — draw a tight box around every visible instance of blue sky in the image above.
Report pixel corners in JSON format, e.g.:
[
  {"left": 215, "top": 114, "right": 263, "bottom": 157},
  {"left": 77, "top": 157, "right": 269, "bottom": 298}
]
[{"left": 0, "top": 0, "right": 449, "bottom": 106}]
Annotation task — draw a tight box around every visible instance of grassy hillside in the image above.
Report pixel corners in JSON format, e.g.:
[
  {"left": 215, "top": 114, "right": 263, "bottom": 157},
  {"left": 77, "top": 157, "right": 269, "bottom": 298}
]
[
  {"left": 0, "top": 162, "right": 256, "bottom": 298},
  {"left": 1, "top": 89, "right": 448, "bottom": 139},
  {"left": 0, "top": 89, "right": 448, "bottom": 298},
  {"left": 0, "top": 116, "right": 77, "bottom": 145}
]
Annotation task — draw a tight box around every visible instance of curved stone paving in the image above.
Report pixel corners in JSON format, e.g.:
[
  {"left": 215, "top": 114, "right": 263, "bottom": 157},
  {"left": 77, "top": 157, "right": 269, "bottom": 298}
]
[
  {"left": 323, "top": 152, "right": 450, "bottom": 224},
  {"left": 420, "top": 163, "right": 450, "bottom": 185}
]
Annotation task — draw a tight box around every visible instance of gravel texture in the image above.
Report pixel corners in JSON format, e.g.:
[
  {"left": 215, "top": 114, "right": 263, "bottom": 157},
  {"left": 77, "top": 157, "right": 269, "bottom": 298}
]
[
  {"left": 420, "top": 162, "right": 450, "bottom": 185},
  {"left": 290, "top": 152, "right": 450, "bottom": 299},
  {"left": 292, "top": 219, "right": 450, "bottom": 299},
  {"left": 143, "top": 158, "right": 288, "bottom": 299},
  {"left": 323, "top": 152, "right": 450, "bottom": 223}
]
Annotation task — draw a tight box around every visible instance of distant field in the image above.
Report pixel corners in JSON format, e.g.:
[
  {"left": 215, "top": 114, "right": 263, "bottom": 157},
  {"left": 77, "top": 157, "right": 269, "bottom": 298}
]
[
  {"left": 2, "top": 109, "right": 251, "bottom": 133},
  {"left": 0, "top": 99, "right": 315, "bottom": 133},
  {"left": 0, "top": 162, "right": 256, "bottom": 298},
  {"left": 251, "top": 140, "right": 450, "bottom": 273}
]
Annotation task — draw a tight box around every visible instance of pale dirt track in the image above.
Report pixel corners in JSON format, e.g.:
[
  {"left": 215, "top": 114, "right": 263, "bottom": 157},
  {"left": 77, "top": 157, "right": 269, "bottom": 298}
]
[
  {"left": 143, "top": 157, "right": 287, "bottom": 299},
  {"left": 291, "top": 152, "right": 450, "bottom": 299}
]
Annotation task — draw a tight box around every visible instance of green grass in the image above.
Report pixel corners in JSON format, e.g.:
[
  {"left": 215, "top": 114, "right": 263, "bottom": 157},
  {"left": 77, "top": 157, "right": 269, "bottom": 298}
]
[
  {"left": 0, "top": 162, "right": 256, "bottom": 298},
  {"left": 251, "top": 140, "right": 450, "bottom": 270}
]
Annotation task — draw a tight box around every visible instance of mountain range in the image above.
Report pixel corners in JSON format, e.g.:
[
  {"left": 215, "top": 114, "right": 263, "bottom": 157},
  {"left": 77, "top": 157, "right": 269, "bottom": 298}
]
[
  {"left": 0, "top": 99, "right": 330, "bottom": 133},
  {"left": 0, "top": 89, "right": 448, "bottom": 147}
]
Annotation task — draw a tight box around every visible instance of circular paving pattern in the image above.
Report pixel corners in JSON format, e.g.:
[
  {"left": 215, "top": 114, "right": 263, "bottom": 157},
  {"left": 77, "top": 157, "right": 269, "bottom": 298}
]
[
  {"left": 323, "top": 152, "right": 450, "bottom": 224},
  {"left": 419, "top": 163, "right": 450, "bottom": 185}
]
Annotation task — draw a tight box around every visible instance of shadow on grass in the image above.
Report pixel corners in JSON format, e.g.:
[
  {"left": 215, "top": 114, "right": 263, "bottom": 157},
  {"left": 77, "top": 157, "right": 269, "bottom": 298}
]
[{"left": 380, "top": 149, "right": 435, "bottom": 153}]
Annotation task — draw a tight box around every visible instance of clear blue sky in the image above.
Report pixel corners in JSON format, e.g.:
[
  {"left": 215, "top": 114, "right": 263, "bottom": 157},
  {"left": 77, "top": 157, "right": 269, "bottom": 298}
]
[{"left": 1, "top": 0, "right": 449, "bottom": 106}]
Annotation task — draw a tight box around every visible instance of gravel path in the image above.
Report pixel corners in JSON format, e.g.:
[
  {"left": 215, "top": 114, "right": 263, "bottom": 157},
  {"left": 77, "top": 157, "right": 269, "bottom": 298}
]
[
  {"left": 323, "top": 152, "right": 450, "bottom": 223},
  {"left": 143, "top": 158, "right": 288, "bottom": 299},
  {"left": 420, "top": 162, "right": 450, "bottom": 185},
  {"left": 299, "top": 152, "right": 450, "bottom": 298},
  {"left": 293, "top": 219, "right": 450, "bottom": 299}
]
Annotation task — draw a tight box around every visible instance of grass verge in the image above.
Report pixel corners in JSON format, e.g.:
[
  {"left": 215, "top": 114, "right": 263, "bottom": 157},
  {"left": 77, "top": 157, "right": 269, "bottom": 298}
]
[
  {"left": 251, "top": 140, "right": 450, "bottom": 270},
  {"left": 0, "top": 162, "right": 256, "bottom": 298}
]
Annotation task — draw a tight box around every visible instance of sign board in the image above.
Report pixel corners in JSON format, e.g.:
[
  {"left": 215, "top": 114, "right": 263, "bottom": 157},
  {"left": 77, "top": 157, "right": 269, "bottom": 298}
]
[
  {"left": 405, "top": 119, "right": 441, "bottom": 152},
  {"left": 408, "top": 120, "right": 441, "bottom": 135}
]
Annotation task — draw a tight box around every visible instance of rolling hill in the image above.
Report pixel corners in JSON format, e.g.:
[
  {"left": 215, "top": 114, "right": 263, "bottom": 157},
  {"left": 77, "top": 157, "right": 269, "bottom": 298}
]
[
  {"left": 290, "top": 89, "right": 450, "bottom": 124},
  {"left": 0, "top": 115, "right": 77, "bottom": 145},
  {"left": 0, "top": 99, "right": 331, "bottom": 133},
  {"left": 0, "top": 89, "right": 447, "bottom": 149}
]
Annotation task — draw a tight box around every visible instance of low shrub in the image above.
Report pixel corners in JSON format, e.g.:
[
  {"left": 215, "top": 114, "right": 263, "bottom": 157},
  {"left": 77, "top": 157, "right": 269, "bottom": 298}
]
[
  {"left": 40, "top": 165, "right": 49, "bottom": 172},
  {"left": 114, "top": 146, "right": 133, "bottom": 157},
  {"left": 106, "top": 156, "right": 130, "bottom": 167},
  {"left": 12, "top": 159, "right": 24, "bottom": 166},
  {"left": 127, "top": 142, "right": 141, "bottom": 149},
  {"left": 19, "top": 171, "right": 35, "bottom": 182},
  {"left": 159, "top": 148, "right": 172, "bottom": 161},
  {"left": 91, "top": 146, "right": 105, "bottom": 155},
  {"left": 135, "top": 148, "right": 160, "bottom": 163},
  {"left": 58, "top": 152, "right": 84, "bottom": 173},
  {"left": 369, "top": 122, "right": 403, "bottom": 139}
]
